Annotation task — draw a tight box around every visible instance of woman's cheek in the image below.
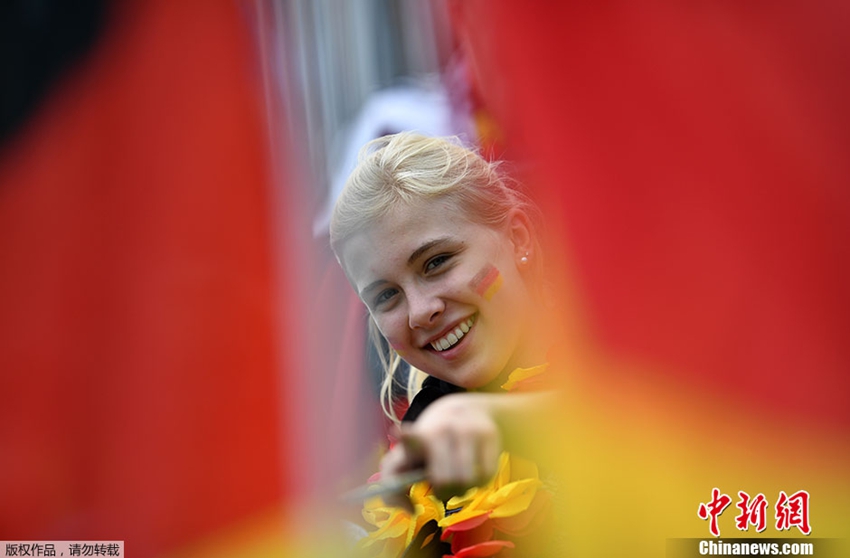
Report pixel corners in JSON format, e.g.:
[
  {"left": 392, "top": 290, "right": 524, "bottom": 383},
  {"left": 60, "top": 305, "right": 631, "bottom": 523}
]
[
  {"left": 468, "top": 263, "right": 503, "bottom": 301},
  {"left": 377, "top": 316, "right": 409, "bottom": 356},
  {"left": 386, "top": 337, "right": 406, "bottom": 356}
]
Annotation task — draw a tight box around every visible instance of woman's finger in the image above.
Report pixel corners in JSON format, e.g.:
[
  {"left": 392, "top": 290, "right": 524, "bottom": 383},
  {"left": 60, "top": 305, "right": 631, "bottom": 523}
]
[
  {"left": 426, "top": 427, "right": 456, "bottom": 487},
  {"left": 454, "top": 428, "right": 477, "bottom": 485},
  {"left": 478, "top": 428, "right": 501, "bottom": 482}
]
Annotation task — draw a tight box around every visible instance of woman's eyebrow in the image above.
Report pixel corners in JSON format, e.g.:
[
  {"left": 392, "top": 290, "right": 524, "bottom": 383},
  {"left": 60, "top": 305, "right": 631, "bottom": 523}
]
[{"left": 407, "top": 237, "right": 452, "bottom": 266}]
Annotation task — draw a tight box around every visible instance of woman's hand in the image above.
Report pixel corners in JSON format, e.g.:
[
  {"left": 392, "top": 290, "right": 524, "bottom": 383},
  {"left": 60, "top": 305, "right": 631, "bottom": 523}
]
[
  {"left": 381, "top": 393, "right": 502, "bottom": 499},
  {"left": 380, "top": 389, "right": 559, "bottom": 503}
]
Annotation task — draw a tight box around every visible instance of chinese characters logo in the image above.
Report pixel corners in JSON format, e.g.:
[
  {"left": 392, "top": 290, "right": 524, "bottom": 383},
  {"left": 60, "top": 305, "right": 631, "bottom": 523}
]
[{"left": 697, "top": 488, "right": 811, "bottom": 537}]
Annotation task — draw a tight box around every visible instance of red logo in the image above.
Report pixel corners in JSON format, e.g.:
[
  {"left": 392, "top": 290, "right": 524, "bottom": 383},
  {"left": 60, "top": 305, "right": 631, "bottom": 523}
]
[
  {"left": 698, "top": 488, "right": 811, "bottom": 537},
  {"left": 697, "top": 488, "right": 732, "bottom": 537},
  {"left": 775, "top": 490, "right": 811, "bottom": 535}
]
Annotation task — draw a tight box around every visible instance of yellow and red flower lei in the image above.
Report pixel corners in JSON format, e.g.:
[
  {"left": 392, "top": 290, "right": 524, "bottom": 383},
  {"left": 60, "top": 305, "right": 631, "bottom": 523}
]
[{"left": 358, "top": 365, "right": 554, "bottom": 558}]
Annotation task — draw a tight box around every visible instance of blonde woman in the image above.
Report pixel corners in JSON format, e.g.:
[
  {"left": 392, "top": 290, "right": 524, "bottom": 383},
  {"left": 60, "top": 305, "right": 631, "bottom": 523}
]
[{"left": 331, "top": 132, "right": 559, "bottom": 557}]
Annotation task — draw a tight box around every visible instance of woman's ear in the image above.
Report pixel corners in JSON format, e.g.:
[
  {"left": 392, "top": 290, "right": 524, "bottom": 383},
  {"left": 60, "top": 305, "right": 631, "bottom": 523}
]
[{"left": 507, "top": 209, "right": 534, "bottom": 263}]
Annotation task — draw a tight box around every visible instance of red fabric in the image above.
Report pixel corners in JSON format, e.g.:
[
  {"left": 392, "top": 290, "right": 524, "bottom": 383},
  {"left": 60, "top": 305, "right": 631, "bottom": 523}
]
[
  {"left": 0, "top": 1, "right": 288, "bottom": 555},
  {"left": 451, "top": 1, "right": 850, "bottom": 428}
]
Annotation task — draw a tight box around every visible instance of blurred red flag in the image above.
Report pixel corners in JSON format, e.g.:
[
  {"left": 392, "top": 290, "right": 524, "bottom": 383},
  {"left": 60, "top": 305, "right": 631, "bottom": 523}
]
[
  {"left": 0, "top": 1, "right": 291, "bottom": 555},
  {"left": 451, "top": 0, "right": 850, "bottom": 427}
]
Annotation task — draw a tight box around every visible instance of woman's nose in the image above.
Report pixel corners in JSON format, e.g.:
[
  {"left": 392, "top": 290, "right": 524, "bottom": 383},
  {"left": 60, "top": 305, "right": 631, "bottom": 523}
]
[{"left": 407, "top": 288, "right": 444, "bottom": 329}]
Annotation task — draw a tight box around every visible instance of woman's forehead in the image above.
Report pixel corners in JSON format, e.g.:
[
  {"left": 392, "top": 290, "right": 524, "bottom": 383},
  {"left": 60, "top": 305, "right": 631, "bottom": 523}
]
[
  {"left": 371, "top": 197, "right": 506, "bottom": 242},
  {"left": 368, "top": 197, "right": 460, "bottom": 235},
  {"left": 339, "top": 201, "right": 502, "bottom": 286}
]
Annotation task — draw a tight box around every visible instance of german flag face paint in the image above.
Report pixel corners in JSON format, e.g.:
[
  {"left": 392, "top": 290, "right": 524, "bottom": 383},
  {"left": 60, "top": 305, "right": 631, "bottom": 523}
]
[{"left": 469, "top": 264, "right": 503, "bottom": 301}]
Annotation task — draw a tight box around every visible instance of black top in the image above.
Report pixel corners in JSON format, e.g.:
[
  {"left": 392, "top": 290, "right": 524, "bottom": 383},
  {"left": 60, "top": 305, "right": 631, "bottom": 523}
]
[{"left": 401, "top": 375, "right": 465, "bottom": 422}]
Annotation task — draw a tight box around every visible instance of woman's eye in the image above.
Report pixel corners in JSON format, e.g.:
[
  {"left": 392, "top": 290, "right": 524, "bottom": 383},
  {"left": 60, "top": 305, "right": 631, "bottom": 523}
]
[
  {"left": 425, "top": 254, "right": 451, "bottom": 272},
  {"left": 374, "top": 288, "right": 398, "bottom": 306}
]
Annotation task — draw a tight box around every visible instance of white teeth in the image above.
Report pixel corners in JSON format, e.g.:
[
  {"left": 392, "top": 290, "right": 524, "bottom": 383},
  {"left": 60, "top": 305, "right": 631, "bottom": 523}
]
[{"left": 430, "top": 316, "right": 476, "bottom": 352}]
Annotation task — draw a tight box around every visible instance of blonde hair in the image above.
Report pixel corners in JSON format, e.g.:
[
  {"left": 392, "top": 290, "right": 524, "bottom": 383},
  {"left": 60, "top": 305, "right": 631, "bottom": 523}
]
[{"left": 330, "top": 132, "right": 543, "bottom": 423}]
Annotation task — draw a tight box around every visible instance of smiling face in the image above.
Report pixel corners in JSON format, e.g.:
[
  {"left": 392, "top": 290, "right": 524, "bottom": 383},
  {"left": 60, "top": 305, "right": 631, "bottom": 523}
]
[{"left": 338, "top": 197, "right": 542, "bottom": 390}]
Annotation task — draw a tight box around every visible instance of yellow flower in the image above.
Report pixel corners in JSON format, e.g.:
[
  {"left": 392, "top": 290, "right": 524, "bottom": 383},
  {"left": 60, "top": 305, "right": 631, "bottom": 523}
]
[
  {"left": 440, "top": 452, "right": 543, "bottom": 528},
  {"left": 500, "top": 363, "right": 549, "bottom": 392},
  {"left": 358, "top": 481, "right": 445, "bottom": 558},
  {"left": 438, "top": 452, "right": 552, "bottom": 556}
]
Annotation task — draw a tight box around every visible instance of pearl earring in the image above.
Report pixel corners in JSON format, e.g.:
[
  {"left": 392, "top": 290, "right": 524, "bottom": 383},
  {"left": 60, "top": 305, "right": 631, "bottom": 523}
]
[{"left": 520, "top": 252, "right": 529, "bottom": 265}]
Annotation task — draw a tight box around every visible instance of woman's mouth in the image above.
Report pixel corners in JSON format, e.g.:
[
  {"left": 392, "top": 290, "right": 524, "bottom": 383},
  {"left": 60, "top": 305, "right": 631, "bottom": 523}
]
[{"left": 429, "top": 316, "right": 476, "bottom": 352}]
